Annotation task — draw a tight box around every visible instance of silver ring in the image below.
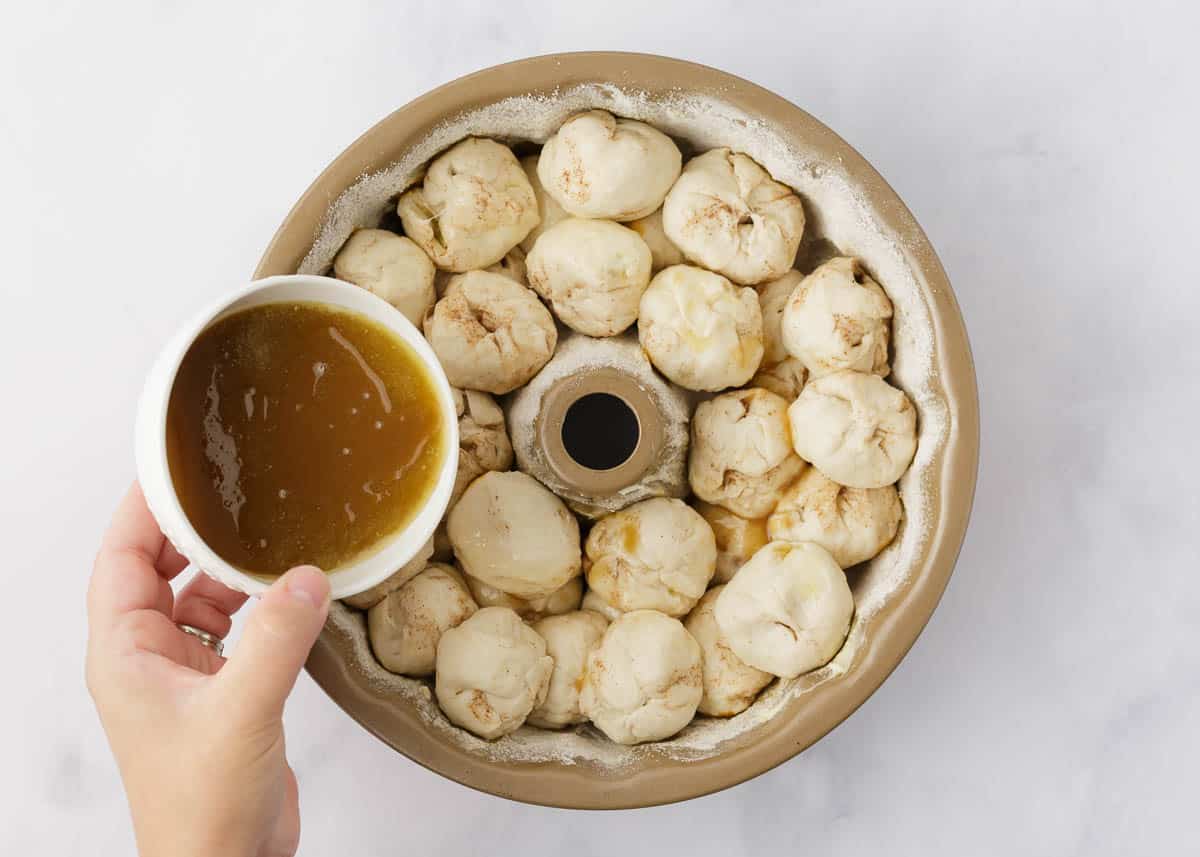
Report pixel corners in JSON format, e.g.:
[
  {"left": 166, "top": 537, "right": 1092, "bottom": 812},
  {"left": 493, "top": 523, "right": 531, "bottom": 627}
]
[{"left": 177, "top": 623, "right": 225, "bottom": 657}]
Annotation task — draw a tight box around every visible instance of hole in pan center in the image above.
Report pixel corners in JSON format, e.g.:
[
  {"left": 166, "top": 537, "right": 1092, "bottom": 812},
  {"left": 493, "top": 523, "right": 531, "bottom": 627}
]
[{"left": 560, "top": 392, "right": 641, "bottom": 472}]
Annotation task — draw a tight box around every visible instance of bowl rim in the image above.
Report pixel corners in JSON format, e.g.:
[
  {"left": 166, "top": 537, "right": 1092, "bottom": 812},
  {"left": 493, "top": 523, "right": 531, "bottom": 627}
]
[{"left": 254, "top": 50, "right": 980, "bottom": 810}]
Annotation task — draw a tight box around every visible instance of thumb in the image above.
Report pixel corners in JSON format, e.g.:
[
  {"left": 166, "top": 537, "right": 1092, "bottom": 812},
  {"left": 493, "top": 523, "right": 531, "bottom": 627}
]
[{"left": 217, "top": 565, "right": 330, "bottom": 726}]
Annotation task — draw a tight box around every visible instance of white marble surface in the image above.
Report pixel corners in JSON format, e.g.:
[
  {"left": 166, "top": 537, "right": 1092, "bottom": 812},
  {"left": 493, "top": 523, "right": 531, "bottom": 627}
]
[{"left": 5, "top": 1, "right": 1200, "bottom": 854}]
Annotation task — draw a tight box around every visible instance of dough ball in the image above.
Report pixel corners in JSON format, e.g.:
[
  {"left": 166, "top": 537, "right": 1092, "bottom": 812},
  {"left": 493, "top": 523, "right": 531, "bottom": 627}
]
[
  {"left": 538, "top": 110, "right": 682, "bottom": 221},
  {"left": 450, "top": 387, "right": 513, "bottom": 507},
  {"left": 688, "top": 388, "right": 807, "bottom": 519},
  {"left": 662, "top": 148, "right": 805, "bottom": 285},
  {"left": 629, "top": 208, "right": 685, "bottom": 272},
  {"left": 787, "top": 371, "right": 917, "bottom": 489},
  {"left": 528, "top": 610, "right": 609, "bottom": 728},
  {"left": 579, "top": 610, "right": 702, "bottom": 744},
  {"left": 519, "top": 154, "right": 569, "bottom": 253},
  {"left": 448, "top": 471, "right": 582, "bottom": 599},
  {"left": 436, "top": 246, "right": 527, "bottom": 298},
  {"left": 581, "top": 589, "right": 624, "bottom": 622},
  {"left": 767, "top": 468, "right": 902, "bottom": 568},
  {"left": 435, "top": 606, "right": 554, "bottom": 740},
  {"left": 431, "top": 522, "right": 453, "bottom": 562},
  {"left": 638, "top": 265, "right": 764, "bottom": 392},
  {"left": 683, "top": 587, "right": 772, "bottom": 716},
  {"left": 463, "top": 573, "right": 583, "bottom": 621},
  {"left": 341, "top": 535, "right": 435, "bottom": 610},
  {"left": 526, "top": 218, "right": 652, "bottom": 337},
  {"left": 751, "top": 358, "right": 808, "bottom": 402},
  {"left": 751, "top": 270, "right": 808, "bottom": 399},
  {"left": 715, "top": 541, "right": 853, "bottom": 678},
  {"left": 367, "top": 563, "right": 477, "bottom": 677},
  {"left": 691, "top": 500, "right": 769, "bottom": 584},
  {"left": 485, "top": 245, "right": 528, "bottom": 284},
  {"left": 781, "top": 257, "right": 892, "bottom": 377},
  {"left": 422, "top": 271, "right": 557, "bottom": 394},
  {"left": 397, "top": 137, "right": 539, "bottom": 272},
  {"left": 584, "top": 497, "right": 715, "bottom": 616},
  {"left": 332, "top": 228, "right": 436, "bottom": 326}
]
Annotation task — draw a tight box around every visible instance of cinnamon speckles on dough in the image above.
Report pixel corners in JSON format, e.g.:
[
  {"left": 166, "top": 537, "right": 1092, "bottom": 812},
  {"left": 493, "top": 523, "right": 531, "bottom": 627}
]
[
  {"left": 332, "top": 228, "right": 436, "bottom": 326},
  {"left": 448, "top": 471, "right": 581, "bottom": 600},
  {"left": 768, "top": 468, "right": 901, "bottom": 567},
  {"left": 584, "top": 497, "right": 716, "bottom": 617},
  {"left": 423, "top": 271, "right": 556, "bottom": 394},
  {"left": 662, "top": 148, "right": 805, "bottom": 285},
  {"left": 397, "top": 137, "right": 539, "bottom": 272},
  {"left": 787, "top": 370, "right": 917, "bottom": 489},
  {"left": 538, "top": 110, "right": 682, "bottom": 221},
  {"left": 714, "top": 541, "right": 853, "bottom": 678},
  {"left": 638, "top": 264, "right": 764, "bottom": 392},
  {"left": 579, "top": 610, "right": 702, "bottom": 744},
  {"left": 526, "top": 217, "right": 652, "bottom": 337},
  {"left": 689, "top": 388, "right": 807, "bottom": 519},
  {"left": 782, "top": 257, "right": 892, "bottom": 378},
  {"left": 435, "top": 606, "right": 554, "bottom": 740}
]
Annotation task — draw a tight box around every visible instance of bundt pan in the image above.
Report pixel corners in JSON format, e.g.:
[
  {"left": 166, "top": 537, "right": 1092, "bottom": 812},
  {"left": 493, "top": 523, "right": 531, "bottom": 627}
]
[{"left": 254, "top": 52, "right": 979, "bottom": 809}]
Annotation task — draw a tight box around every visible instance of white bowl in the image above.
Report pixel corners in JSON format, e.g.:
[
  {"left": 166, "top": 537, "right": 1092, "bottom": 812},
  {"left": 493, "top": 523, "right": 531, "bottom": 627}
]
[{"left": 135, "top": 274, "right": 459, "bottom": 600}]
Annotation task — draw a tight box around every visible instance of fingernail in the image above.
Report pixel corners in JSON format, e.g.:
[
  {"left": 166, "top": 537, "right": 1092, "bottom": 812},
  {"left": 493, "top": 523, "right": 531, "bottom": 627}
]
[{"left": 283, "top": 565, "right": 329, "bottom": 607}]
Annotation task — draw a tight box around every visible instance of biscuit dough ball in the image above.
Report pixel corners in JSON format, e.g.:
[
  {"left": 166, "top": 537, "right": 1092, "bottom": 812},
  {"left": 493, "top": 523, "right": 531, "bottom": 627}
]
[
  {"left": 464, "top": 574, "right": 583, "bottom": 621},
  {"left": 397, "top": 137, "right": 539, "bottom": 272},
  {"left": 662, "top": 148, "right": 805, "bottom": 285},
  {"left": 485, "top": 245, "right": 528, "bottom": 284},
  {"left": 768, "top": 468, "right": 902, "bottom": 568},
  {"left": 782, "top": 257, "right": 892, "bottom": 378},
  {"left": 715, "top": 541, "right": 853, "bottom": 678},
  {"left": 341, "top": 535, "right": 435, "bottom": 610},
  {"left": 332, "top": 229, "right": 436, "bottom": 327},
  {"left": 629, "top": 208, "right": 685, "bottom": 272},
  {"left": 537, "top": 110, "right": 682, "bottom": 221},
  {"left": 436, "top": 246, "right": 527, "bottom": 298},
  {"left": 431, "top": 522, "right": 453, "bottom": 562},
  {"left": 684, "top": 587, "right": 772, "bottom": 716},
  {"left": 752, "top": 270, "right": 808, "bottom": 399},
  {"left": 581, "top": 589, "right": 624, "bottom": 622},
  {"left": 692, "top": 500, "right": 769, "bottom": 584},
  {"left": 519, "top": 154, "right": 569, "bottom": 253},
  {"left": 450, "top": 387, "right": 513, "bottom": 507},
  {"left": 584, "top": 497, "right": 716, "bottom": 617},
  {"left": 367, "top": 563, "right": 477, "bottom": 677},
  {"left": 638, "top": 265, "right": 764, "bottom": 392},
  {"left": 529, "top": 610, "right": 609, "bottom": 728},
  {"left": 689, "top": 388, "right": 807, "bottom": 519},
  {"left": 448, "top": 471, "right": 581, "bottom": 599},
  {"left": 422, "top": 271, "right": 557, "bottom": 394},
  {"left": 788, "top": 371, "right": 917, "bottom": 489},
  {"left": 579, "top": 610, "right": 702, "bottom": 744},
  {"left": 435, "top": 607, "right": 554, "bottom": 740},
  {"left": 526, "top": 218, "right": 652, "bottom": 337}
]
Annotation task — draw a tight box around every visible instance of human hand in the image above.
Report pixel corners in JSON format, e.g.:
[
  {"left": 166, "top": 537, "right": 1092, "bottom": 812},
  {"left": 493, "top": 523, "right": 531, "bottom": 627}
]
[{"left": 86, "top": 483, "right": 330, "bottom": 857}]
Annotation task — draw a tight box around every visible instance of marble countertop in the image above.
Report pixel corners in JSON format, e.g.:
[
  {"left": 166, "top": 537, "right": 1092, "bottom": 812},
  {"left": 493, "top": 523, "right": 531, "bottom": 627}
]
[{"left": 6, "top": 1, "right": 1199, "bottom": 854}]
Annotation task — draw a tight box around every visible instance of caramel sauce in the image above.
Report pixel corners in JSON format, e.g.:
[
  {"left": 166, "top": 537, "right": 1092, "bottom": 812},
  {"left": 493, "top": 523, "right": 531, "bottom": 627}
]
[{"left": 166, "top": 302, "right": 445, "bottom": 576}]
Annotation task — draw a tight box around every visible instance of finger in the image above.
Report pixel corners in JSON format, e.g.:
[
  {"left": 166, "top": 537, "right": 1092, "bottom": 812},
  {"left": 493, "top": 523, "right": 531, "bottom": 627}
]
[
  {"left": 215, "top": 566, "right": 329, "bottom": 726},
  {"left": 88, "top": 483, "right": 181, "bottom": 633},
  {"left": 172, "top": 571, "right": 249, "bottom": 639},
  {"left": 156, "top": 540, "right": 191, "bottom": 578},
  {"left": 272, "top": 765, "right": 302, "bottom": 857}
]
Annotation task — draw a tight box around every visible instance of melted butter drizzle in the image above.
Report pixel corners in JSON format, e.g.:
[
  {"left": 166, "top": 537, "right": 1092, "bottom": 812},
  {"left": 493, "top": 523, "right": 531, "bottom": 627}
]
[
  {"left": 328, "top": 326, "right": 392, "bottom": 413},
  {"left": 202, "top": 367, "right": 245, "bottom": 531}
]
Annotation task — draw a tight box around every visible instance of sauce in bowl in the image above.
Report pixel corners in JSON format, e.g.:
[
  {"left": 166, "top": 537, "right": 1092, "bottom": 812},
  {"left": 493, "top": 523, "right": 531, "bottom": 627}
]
[{"left": 166, "top": 301, "right": 445, "bottom": 576}]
